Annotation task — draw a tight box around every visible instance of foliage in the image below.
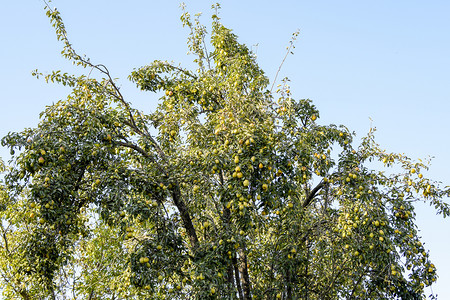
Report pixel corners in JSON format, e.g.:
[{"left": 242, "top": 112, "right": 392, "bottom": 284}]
[{"left": 1, "top": 2, "right": 449, "bottom": 299}]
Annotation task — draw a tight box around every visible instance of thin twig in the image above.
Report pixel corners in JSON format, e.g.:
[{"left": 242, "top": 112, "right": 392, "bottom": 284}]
[{"left": 270, "top": 30, "right": 300, "bottom": 93}]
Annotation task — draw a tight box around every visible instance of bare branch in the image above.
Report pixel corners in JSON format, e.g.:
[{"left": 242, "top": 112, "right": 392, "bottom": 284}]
[{"left": 270, "top": 30, "right": 300, "bottom": 93}]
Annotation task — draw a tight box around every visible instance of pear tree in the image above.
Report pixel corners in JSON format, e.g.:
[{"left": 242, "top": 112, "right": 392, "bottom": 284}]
[{"left": 1, "top": 3, "right": 449, "bottom": 299}]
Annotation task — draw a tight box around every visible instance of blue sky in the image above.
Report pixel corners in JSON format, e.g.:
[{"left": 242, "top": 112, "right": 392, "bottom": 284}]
[{"left": 1, "top": 0, "right": 449, "bottom": 298}]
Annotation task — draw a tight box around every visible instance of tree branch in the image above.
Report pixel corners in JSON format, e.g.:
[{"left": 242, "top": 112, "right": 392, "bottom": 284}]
[
  {"left": 349, "top": 265, "right": 369, "bottom": 299},
  {"left": 270, "top": 30, "right": 299, "bottom": 93},
  {"left": 303, "top": 180, "right": 325, "bottom": 208},
  {"left": 114, "top": 140, "right": 154, "bottom": 161},
  {"left": 1, "top": 224, "right": 9, "bottom": 254},
  {"left": 115, "top": 140, "right": 199, "bottom": 249}
]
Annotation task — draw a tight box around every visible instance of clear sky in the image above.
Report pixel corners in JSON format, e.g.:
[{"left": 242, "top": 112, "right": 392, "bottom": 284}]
[{"left": 1, "top": 0, "right": 449, "bottom": 298}]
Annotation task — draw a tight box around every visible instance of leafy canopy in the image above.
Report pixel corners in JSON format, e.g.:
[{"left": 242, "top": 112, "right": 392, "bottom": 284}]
[{"left": 0, "top": 2, "right": 449, "bottom": 300}]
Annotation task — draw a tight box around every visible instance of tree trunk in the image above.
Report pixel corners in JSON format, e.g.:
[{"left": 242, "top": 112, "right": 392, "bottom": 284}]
[
  {"left": 286, "top": 270, "right": 293, "bottom": 300},
  {"left": 171, "top": 184, "right": 199, "bottom": 248},
  {"left": 238, "top": 244, "right": 251, "bottom": 299},
  {"left": 233, "top": 254, "right": 244, "bottom": 299}
]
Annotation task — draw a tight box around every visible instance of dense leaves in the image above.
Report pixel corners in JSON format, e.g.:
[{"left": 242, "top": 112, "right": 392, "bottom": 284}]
[{"left": 0, "top": 2, "right": 449, "bottom": 299}]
